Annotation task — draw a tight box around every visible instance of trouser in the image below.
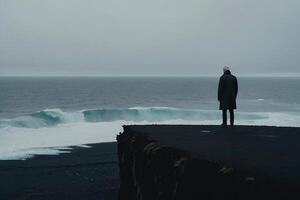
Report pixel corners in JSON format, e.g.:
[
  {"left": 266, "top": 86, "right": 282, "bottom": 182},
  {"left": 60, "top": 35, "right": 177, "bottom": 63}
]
[{"left": 222, "top": 109, "right": 234, "bottom": 125}]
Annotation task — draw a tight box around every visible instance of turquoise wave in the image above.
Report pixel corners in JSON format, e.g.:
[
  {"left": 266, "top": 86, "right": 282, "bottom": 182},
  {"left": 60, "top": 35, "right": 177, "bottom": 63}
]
[
  {"left": 83, "top": 107, "right": 266, "bottom": 122},
  {"left": 0, "top": 107, "right": 268, "bottom": 129},
  {"left": 0, "top": 109, "right": 73, "bottom": 128}
]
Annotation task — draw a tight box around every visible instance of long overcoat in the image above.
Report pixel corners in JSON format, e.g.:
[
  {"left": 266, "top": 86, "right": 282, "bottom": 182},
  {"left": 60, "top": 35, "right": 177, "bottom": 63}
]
[{"left": 218, "top": 70, "right": 238, "bottom": 110}]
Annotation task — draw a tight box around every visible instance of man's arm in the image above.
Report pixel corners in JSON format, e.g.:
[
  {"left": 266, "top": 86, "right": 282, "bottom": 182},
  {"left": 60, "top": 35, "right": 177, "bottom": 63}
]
[
  {"left": 218, "top": 77, "right": 223, "bottom": 101},
  {"left": 234, "top": 77, "right": 238, "bottom": 98}
]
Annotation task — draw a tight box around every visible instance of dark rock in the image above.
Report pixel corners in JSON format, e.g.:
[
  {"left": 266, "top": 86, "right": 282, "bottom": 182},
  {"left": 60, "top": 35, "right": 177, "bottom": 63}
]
[{"left": 117, "top": 125, "right": 300, "bottom": 200}]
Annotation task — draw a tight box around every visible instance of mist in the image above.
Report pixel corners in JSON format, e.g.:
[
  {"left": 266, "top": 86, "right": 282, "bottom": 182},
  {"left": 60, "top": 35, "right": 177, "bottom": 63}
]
[{"left": 1, "top": 0, "right": 299, "bottom": 76}]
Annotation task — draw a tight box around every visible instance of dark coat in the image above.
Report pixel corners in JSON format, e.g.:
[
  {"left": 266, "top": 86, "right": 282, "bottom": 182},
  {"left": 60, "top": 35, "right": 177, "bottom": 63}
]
[{"left": 218, "top": 70, "right": 238, "bottom": 110}]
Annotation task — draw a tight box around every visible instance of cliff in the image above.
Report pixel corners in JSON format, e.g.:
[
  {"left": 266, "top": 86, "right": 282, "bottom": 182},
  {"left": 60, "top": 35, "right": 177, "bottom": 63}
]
[{"left": 117, "top": 125, "right": 300, "bottom": 200}]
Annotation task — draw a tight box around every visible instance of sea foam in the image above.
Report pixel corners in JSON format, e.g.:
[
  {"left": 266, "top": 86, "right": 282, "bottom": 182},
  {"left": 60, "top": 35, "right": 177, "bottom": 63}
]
[
  {"left": 0, "top": 107, "right": 267, "bottom": 128},
  {"left": 0, "top": 107, "right": 299, "bottom": 160}
]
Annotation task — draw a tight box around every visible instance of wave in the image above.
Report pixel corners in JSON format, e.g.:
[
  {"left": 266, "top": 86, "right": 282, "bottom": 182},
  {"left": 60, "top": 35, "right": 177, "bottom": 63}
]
[
  {"left": 0, "top": 107, "right": 268, "bottom": 128},
  {"left": 0, "top": 109, "right": 83, "bottom": 128},
  {"left": 1, "top": 107, "right": 300, "bottom": 160}
]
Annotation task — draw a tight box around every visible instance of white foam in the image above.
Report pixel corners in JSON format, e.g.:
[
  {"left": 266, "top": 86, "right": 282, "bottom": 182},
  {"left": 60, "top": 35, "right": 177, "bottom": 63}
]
[
  {"left": 129, "top": 106, "right": 179, "bottom": 110},
  {"left": 0, "top": 110, "right": 300, "bottom": 160},
  {"left": 0, "top": 121, "right": 122, "bottom": 160}
]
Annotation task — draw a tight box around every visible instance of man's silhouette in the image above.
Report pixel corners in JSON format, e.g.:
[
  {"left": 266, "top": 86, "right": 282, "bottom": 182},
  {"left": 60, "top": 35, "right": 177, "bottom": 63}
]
[{"left": 218, "top": 65, "right": 238, "bottom": 126}]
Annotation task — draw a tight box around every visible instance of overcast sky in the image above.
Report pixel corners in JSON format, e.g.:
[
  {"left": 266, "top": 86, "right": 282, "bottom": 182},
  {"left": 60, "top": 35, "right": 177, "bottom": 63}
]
[{"left": 0, "top": 0, "right": 299, "bottom": 76}]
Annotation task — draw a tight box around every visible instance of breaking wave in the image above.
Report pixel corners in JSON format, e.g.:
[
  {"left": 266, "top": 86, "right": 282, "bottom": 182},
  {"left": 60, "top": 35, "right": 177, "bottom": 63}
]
[
  {"left": 0, "top": 109, "right": 83, "bottom": 128},
  {"left": 0, "top": 107, "right": 269, "bottom": 128},
  {"left": 1, "top": 107, "right": 299, "bottom": 160}
]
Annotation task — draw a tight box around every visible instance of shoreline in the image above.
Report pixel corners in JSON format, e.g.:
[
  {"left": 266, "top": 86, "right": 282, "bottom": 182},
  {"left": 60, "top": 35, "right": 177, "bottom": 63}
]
[
  {"left": 1, "top": 124, "right": 300, "bottom": 199},
  {"left": 0, "top": 142, "right": 119, "bottom": 200}
]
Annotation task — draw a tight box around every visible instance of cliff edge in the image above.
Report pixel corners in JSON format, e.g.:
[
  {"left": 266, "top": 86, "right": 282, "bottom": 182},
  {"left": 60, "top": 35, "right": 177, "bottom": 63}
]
[{"left": 117, "top": 125, "right": 300, "bottom": 200}]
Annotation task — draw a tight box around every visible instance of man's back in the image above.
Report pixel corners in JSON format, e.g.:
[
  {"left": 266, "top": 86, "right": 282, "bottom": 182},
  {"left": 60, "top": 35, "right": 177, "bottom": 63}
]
[
  {"left": 218, "top": 67, "right": 238, "bottom": 126},
  {"left": 218, "top": 72, "right": 238, "bottom": 103}
]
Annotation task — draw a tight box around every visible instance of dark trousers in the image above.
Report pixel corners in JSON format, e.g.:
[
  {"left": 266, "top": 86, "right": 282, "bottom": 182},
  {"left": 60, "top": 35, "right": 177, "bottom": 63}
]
[{"left": 222, "top": 109, "right": 234, "bottom": 125}]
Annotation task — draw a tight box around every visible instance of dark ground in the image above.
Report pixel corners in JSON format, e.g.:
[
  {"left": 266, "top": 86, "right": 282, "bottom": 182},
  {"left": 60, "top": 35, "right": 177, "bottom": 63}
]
[
  {"left": 1, "top": 125, "right": 300, "bottom": 200},
  {"left": 119, "top": 125, "right": 300, "bottom": 200},
  {"left": 125, "top": 125, "right": 300, "bottom": 185},
  {"left": 0, "top": 142, "right": 119, "bottom": 200}
]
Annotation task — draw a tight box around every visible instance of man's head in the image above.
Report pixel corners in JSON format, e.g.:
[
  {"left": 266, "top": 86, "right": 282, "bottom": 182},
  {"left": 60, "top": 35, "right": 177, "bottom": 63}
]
[{"left": 223, "top": 65, "right": 230, "bottom": 72}]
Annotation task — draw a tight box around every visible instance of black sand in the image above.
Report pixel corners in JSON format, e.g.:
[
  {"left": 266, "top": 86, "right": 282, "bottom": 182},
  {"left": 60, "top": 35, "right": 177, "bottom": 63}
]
[
  {"left": 0, "top": 142, "right": 119, "bottom": 200},
  {"left": 2, "top": 125, "right": 300, "bottom": 200}
]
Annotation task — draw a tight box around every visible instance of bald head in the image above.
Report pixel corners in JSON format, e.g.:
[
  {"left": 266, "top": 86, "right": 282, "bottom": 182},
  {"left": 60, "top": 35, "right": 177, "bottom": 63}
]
[{"left": 223, "top": 65, "right": 230, "bottom": 72}]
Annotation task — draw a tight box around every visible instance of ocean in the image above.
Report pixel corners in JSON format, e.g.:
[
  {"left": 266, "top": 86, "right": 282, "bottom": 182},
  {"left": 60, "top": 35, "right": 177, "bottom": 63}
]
[{"left": 0, "top": 76, "right": 299, "bottom": 160}]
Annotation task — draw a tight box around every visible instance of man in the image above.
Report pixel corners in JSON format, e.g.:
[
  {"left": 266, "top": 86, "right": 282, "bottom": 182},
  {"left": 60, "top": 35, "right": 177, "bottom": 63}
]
[{"left": 218, "top": 65, "right": 238, "bottom": 126}]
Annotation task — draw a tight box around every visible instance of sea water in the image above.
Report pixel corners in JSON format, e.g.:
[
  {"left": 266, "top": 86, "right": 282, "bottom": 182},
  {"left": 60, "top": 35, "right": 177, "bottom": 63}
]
[{"left": 0, "top": 77, "right": 299, "bottom": 160}]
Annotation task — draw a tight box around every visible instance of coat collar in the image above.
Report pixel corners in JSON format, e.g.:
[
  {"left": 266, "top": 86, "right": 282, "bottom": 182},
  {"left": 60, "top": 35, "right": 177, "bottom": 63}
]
[{"left": 224, "top": 70, "right": 231, "bottom": 75}]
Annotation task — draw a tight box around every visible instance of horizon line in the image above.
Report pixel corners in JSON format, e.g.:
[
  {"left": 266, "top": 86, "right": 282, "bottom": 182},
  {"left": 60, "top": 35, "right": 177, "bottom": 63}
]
[{"left": 1, "top": 73, "right": 300, "bottom": 78}]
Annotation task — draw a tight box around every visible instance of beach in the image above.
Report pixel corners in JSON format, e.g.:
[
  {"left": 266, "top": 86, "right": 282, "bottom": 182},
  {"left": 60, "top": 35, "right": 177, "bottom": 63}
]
[
  {"left": 1, "top": 125, "right": 300, "bottom": 199},
  {"left": 0, "top": 142, "right": 119, "bottom": 200},
  {"left": 0, "top": 77, "right": 300, "bottom": 199}
]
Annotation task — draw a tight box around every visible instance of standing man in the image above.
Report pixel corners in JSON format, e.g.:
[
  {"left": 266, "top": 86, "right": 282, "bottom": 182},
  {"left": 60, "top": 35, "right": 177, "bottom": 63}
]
[{"left": 218, "top": 65, "right": 238, "bottom": 126}]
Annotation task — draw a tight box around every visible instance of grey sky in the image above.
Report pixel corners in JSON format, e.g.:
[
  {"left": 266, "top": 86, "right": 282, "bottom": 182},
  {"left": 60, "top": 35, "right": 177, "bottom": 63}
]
[{"left": 0, "top": 0, "right": 299, "bottom": 76}]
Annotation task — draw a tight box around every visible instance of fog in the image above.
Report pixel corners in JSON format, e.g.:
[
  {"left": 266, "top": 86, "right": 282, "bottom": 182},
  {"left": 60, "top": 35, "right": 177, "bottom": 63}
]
[{"left": 1, "top": 0, "right": 299, "bottom": 76}]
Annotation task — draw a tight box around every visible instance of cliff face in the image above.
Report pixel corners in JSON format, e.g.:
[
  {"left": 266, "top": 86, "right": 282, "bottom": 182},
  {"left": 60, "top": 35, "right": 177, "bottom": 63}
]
[{"left": 117, "top": 125, "right": 299, "bottom": 200}]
